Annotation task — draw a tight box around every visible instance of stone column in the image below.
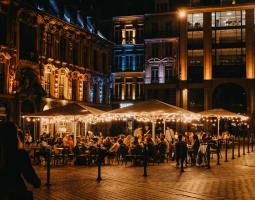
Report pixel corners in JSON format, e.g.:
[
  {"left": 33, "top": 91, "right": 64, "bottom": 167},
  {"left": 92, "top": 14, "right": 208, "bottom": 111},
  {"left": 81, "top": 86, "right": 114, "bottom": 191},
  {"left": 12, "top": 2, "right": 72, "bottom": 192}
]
[
  {"left": 122, "top": 77, "right": 125, "bottom": 100},
  {"left": 245, "top": 9, "right": 255, "bottom": 79},
  {"left": 179, "top": 16, "right": 187, "bottom": 81},
  {"left": 203, "top": 12, "right": 212, "bottom": 80}
]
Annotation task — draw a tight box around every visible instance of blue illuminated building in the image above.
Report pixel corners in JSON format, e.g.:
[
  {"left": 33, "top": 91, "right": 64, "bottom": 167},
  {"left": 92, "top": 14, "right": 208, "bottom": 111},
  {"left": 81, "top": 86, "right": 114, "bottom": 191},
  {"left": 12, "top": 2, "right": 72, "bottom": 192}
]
[{"left": 112, "top": 15, "right": 145, "bottom": 108}]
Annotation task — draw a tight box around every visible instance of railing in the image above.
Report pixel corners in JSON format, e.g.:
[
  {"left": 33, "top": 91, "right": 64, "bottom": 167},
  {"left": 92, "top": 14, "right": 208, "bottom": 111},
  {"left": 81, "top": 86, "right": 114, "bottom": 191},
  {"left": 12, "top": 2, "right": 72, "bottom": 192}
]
[{"left": 144, "top": 77, "right": 178, "bottom": 84}]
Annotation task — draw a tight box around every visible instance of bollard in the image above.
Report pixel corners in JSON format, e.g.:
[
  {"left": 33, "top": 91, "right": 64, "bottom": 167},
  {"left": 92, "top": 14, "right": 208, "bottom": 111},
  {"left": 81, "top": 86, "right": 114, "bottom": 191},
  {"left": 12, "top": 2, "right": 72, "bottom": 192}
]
[
  {"left": 207, "top": 142, "right": 211, "bottom": 169},
  {"left": 97, "top": 146, "right": 102, "bottom": 182},
  {"left": 143, "top": 144, "right": 148, "bottom": 177},
  {"left": 247, "top": 131, "right": 250, "bottom": 153},
  {"left": 252, "top": 132, "right": 254, "bottom": 152},
  {"left": 238, "top": 135, "right": 241, "bottom": 157},
  {"left": 225, "top": 139, "right": 228, "bottom": 162},
  {"left": 243, "top": 131, "right": 245, "bottom": 155},
  {"left": 232, "top": 136, "right": 235, "bottom": 159},
  {"left": 217, "top": 139, "right": 220, "bottom": 165},
  {"left": 46, "top": 148, "right": 51, "bottom": 187}
]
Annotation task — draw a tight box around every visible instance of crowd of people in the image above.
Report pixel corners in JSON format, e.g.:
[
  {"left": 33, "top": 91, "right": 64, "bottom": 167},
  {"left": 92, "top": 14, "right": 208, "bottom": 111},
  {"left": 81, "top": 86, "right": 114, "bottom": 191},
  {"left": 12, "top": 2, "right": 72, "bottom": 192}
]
[{"left": 16, "top": 125, "right": 222, "bottom": 171}]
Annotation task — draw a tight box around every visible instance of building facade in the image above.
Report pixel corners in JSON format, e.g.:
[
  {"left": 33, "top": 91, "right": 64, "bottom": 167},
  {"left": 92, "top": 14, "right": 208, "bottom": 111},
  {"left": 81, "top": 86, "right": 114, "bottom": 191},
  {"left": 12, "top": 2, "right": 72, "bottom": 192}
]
[
  {"left": 112, "top": 15, "right": 145, "bottom": 108},
  {"left": 142, "top": 0, "right": 255, "bottom": 115},
  {"left": 0, "top": 1, "right": 112, "bottom": 124}
]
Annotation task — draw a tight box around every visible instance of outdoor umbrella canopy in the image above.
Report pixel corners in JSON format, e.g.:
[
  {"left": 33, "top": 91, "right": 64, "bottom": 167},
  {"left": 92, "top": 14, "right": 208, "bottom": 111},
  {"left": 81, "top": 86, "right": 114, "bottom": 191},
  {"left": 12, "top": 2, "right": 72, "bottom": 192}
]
[
  {"left": 102, "top": 99, "right": 199, "bottom": 120},
  {"left": 97, "top": 100, "right": 200, "bottom": 139},
  {"left": 198, "top": 108, "right": 248, "bottom": 120},
  {"left": 198, "top": 108, "right": 248, "bottom": 136},
  {"left": 23, "top": 103, "right": 105, "bottom": 145},
  {"left": 23, "top": 103, "right": 104, "bottom": 117}
]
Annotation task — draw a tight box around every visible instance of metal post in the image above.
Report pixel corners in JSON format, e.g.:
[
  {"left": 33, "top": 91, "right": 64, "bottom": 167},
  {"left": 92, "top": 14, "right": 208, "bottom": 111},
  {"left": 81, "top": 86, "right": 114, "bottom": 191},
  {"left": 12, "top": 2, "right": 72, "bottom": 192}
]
[
  {"left": 232, "top": 136, "right": 235, "bottom": 159},
  {"left": 247, "top": 131, "right": 250, "bottom": 153},
  {"left": 251, "top": 131, "right": 254, "bottom": 152},
  {"left": 97, "top": 146, "right": 102, "bottom": 182},
  {"left": 207, "top": 142, "right": 210, "bottom": 169},
  {"left": 46, "top": 148, "right": 51, "bottom": 187},
  {"left": 243, "top": 131, "right": 245, "bottom": 155},
  {"left": 225, "top": 139, "right": 228, "bottom": 162},
  {"left": 238, "top": 135, "right": 240, "bottom": 157},
  {"left": 217, "top": 139, "right": 220, "bottom": 165},
  {"left": 143, "top": 144, "right": 148, "bottom": 177}
]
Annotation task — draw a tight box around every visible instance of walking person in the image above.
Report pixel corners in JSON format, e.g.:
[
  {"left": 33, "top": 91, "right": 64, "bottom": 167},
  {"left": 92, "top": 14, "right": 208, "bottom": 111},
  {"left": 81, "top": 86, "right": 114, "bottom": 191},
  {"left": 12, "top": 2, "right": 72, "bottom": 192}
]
[
  {"left": 0, "top": 121, "right": 41, "bottom": 200},
  {"left": 175, "top": 134, "right": 188, "bottom": 172}
]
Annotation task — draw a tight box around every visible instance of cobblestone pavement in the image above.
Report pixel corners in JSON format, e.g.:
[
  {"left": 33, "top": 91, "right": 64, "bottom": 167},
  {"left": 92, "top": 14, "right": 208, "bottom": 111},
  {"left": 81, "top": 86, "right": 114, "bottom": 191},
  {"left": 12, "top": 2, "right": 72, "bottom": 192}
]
[{"left": 29, "top": 150, "right": 255, "bottom": 200}]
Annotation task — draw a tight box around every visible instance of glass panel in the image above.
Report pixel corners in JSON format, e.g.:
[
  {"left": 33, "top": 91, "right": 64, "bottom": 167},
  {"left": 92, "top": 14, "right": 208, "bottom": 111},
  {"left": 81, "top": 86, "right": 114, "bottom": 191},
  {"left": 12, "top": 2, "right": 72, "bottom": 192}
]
[{"left": 187, "top": 13, "right": 203, "bottom": 30}]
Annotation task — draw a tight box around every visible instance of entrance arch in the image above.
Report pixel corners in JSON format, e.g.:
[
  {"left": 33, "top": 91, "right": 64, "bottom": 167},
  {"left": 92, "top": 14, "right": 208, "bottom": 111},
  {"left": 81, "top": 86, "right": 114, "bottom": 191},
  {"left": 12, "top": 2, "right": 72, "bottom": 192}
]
[{"left": 212, "top": 83, "right": 247, "bottom": 113}]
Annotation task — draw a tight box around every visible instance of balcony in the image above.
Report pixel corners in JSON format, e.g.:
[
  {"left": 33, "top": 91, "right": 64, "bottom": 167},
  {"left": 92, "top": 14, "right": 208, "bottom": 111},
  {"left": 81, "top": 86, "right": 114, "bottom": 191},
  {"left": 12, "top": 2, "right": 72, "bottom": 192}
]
[{"left": 145, "top": 76, "right": 177, "bottom": 84}]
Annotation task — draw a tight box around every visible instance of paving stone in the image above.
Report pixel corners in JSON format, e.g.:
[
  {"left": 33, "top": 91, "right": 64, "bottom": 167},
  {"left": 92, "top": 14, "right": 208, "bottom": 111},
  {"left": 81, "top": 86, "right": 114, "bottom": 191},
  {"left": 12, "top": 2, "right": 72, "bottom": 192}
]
[{"left": 28, "top": 150, "right": 255, "bottom": 200}]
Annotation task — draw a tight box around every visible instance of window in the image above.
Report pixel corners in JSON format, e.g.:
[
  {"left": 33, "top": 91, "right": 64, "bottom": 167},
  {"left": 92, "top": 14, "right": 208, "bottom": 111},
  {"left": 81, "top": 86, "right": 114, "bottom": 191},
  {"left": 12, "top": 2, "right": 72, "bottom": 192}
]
[
  {"left": 72, "top": 80, "right": 77, "bottom": 101},
  {"left": 187, "top": 13, "right": 203, "bottom": 30},
  {"left": 136, "top": 78, "right": 144, "bottom": 99},
  {"left": 125, "top": 30, "right": 133, "bottom": 44},
  {"left": 152, "top": 45, "right": 159, "bottom": 57},
  {"left": 165, "top": 43, "right": 172, "bottom": 57},
  {"left": 83, "top": 81, "right": 89, "bottom": 102},
  {"left": 212, "top": 10, "right": 244, "bottom": 27},
  {"left": 82, "top": 46, "right": 89, "bottom": 67},
  {"left": 114, "top": 78, "right": 122, "bottom": 100},
  {"left": 19, "top": 22, "right": 37, "bottom": 61},
  {"left": 72, "top": 42, "right": 78, "bottom": 65},
  {"left": 151, "top": 67, "right": 159, "bottom": 83},
  {"left": 136, "top": 55, "right": 144, "bottom": 71},
  {"left": 114, "top": 55, "right": 122, "bottom": 71},
  {"left": 0, "top": 63, "right": 4, "bottom": 93},
  {"left": 125, "top": 56, "right": 133, "bottom": 71},
  {"left": 102, "top": 53, "right": 107, "bottom": 73},
  {"left": 114, "top": 29, "right": 122, "bottom": 44},
  {"left": 46, "top": 33, "right": 53, "bottom": 58},
  {"left": 188, "top": 50, "right": 203, "bottom": 66},
  {"left": 137, "top": 28, "right": 144, "bottom": 43},
  {"left": 0, "top": 14, "right": 7, "bottom": 45},
  {"left": 59, "top": 75, "right": 65, "bottom": 99},
  {"left": 93, "top": 50, "right": 98, "bottom": 71},
  {"left": 44, "top": 72, "right": 51, "bottom": 97},
  {"left": 165, "top": 22, "right": 171, "bottom": 33},
  {"left": 60, "top": 36, "right": 67, "bottom": 62},
  {"left": 165, "top": 66, "right": 173, "bottom": 82},
  {"left": 125, "top": 78, "right": 132, "bottom": 100}
]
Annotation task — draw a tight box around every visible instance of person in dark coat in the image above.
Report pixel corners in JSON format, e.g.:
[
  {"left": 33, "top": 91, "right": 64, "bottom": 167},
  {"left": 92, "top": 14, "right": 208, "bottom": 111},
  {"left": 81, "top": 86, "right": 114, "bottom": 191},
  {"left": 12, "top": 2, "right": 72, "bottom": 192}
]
[
  {"left": 0, "top": 121, "right": 41, "bottom": 200},
  {"left": 192, "top": 134, "right": 200, "bottom": 165},
  {"left": 175, "top": 134, "right": 188, "bottom": 172}
]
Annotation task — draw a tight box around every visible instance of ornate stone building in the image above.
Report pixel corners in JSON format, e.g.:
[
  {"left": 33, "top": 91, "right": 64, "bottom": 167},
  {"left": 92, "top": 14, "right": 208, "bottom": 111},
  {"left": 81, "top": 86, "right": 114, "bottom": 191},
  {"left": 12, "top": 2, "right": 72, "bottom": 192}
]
[{"left": 0, "top": 1, "right": 112, "bottom": 124}]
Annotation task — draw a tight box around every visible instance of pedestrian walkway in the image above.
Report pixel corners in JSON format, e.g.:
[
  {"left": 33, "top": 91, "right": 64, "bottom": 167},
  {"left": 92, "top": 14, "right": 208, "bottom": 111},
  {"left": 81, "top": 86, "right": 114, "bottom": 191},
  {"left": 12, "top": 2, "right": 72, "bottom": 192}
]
[{"left": 29, "top": 151, "right": 255, "bottom": 200}]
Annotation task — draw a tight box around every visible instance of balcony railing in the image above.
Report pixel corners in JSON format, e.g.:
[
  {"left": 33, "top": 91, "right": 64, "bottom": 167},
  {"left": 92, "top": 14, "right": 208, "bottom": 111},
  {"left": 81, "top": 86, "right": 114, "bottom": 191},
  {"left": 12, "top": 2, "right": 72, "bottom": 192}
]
[{"left": 145, "top": 76, "right": 178, "bottom": 84}]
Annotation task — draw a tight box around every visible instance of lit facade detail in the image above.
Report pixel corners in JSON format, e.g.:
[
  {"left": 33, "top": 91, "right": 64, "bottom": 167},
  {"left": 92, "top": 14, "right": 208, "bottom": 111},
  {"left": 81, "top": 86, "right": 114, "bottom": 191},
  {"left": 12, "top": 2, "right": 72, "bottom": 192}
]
[
  {"left": 112, "top": 15, "right": 145, "bottom": 107},
  {"left": 0, "top": 1, "right": 112, "bottom": 123}
]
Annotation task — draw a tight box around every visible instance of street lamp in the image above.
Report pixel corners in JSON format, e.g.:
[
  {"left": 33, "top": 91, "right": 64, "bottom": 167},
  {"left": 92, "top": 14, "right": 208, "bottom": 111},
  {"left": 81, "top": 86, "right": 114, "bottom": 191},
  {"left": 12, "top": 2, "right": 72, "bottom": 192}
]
[{"left": 178, "top": 9, "right": 186, "bottom": 19}]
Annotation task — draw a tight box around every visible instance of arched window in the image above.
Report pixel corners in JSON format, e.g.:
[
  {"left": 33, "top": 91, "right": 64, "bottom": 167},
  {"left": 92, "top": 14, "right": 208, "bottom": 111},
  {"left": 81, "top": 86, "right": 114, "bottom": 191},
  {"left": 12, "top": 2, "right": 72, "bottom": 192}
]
[
  {"left": 59, "top": 75, "right": 65, "bottom": 99},
  {"left": 44, "top": 71, "right": 51, "bottom": 97}
]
